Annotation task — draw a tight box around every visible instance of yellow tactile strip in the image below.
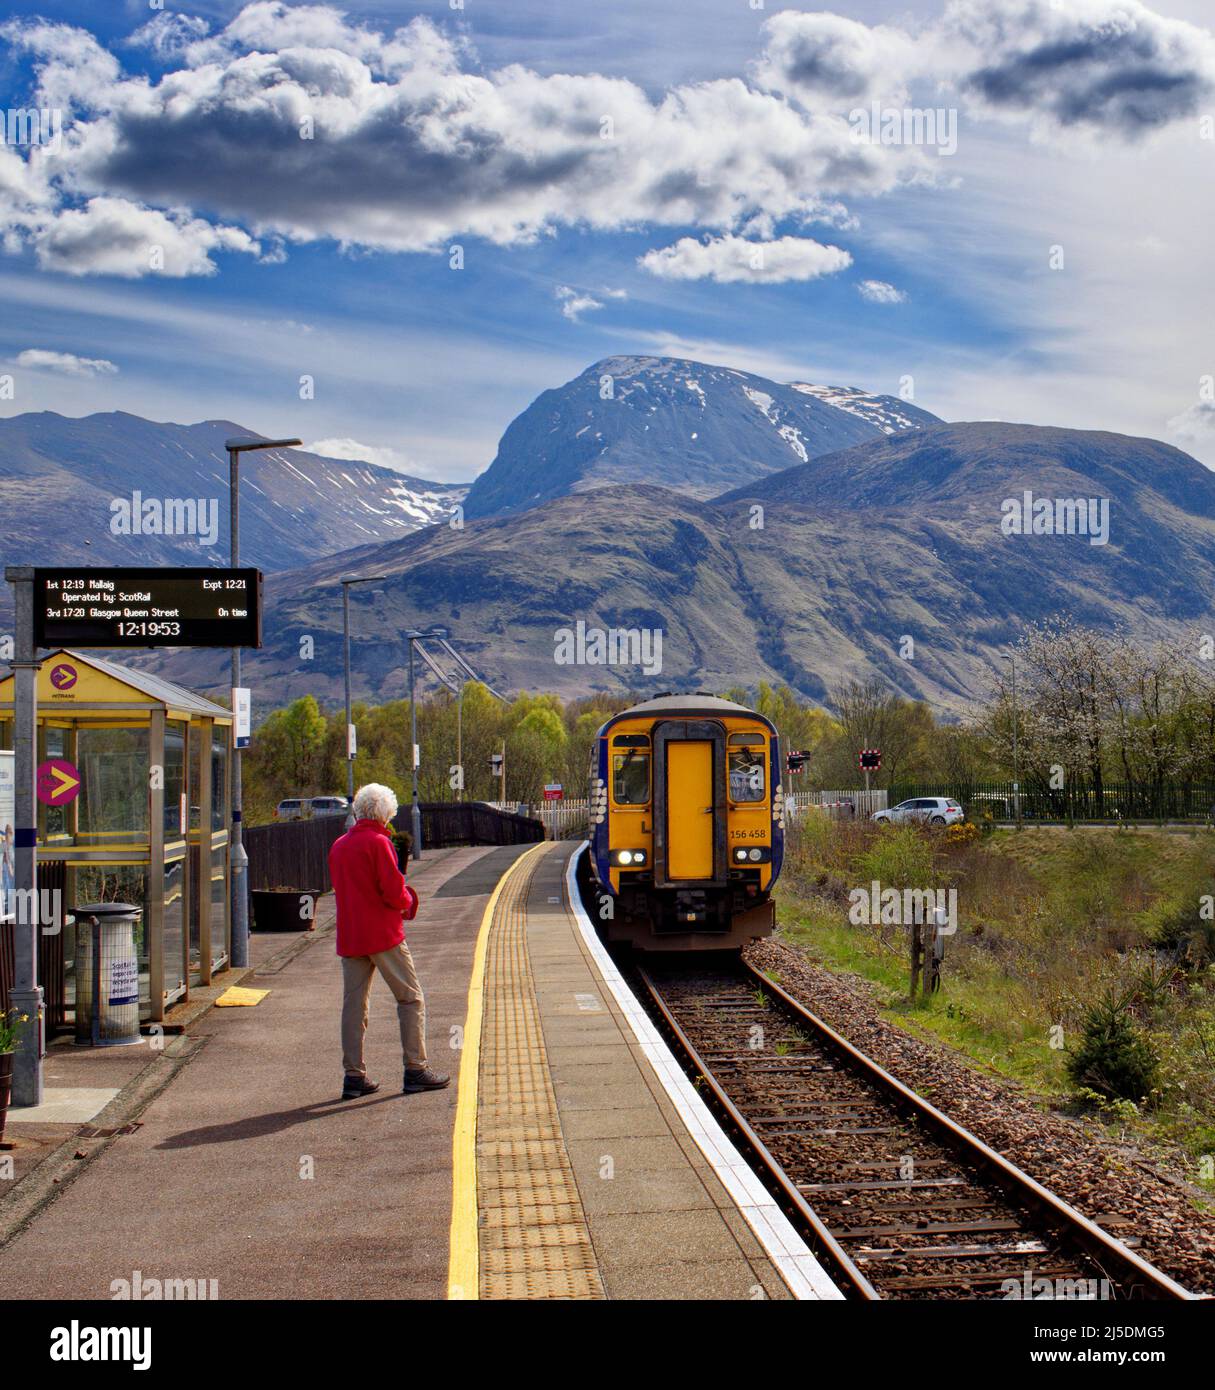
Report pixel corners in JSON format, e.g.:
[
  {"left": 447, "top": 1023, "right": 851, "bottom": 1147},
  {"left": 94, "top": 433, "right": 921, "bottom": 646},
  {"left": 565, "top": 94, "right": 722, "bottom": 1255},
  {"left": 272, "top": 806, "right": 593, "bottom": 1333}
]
[{"left": 478, "top": 851, "right": 605, "bottom": 1299}]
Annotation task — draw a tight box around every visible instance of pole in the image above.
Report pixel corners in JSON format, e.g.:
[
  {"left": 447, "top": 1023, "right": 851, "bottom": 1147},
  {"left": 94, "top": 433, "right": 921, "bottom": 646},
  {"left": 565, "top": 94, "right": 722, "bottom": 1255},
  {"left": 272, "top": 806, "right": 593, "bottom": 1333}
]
[
  {"left": 1009, "top": 653, "right": 1021, "bottom": 829},
  {"left": 5, "top": 566, "right": 44, "bottom": 1106},
  {"left": 500, "top": 740, "right": 506, "bottom": 806},
  {"left": 409, "top": 638, "right": 423, "bottom": 859},
  {"left": 229, "top": 447, "right": 250, "bottom": 969},
  {"left": 343, "top": 583, "right": 355, "bottom": 827},
  {"left": 456, "top": 682, "right": 463, "bottom": 804}
]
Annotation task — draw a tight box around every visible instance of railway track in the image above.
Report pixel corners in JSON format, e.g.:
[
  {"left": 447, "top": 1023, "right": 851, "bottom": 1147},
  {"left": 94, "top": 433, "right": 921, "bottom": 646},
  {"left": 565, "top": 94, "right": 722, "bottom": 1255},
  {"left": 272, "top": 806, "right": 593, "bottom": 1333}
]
[{"left": 636, "top": 961, "right": 1196, "bottom": 1301}]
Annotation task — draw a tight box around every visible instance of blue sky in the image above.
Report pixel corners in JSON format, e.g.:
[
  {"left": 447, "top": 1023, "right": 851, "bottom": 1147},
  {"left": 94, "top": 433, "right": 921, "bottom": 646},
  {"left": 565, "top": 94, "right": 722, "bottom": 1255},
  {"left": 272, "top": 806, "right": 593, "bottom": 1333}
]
[{"left": 1, "top": 0, "right": 1213, "bottom": 480}]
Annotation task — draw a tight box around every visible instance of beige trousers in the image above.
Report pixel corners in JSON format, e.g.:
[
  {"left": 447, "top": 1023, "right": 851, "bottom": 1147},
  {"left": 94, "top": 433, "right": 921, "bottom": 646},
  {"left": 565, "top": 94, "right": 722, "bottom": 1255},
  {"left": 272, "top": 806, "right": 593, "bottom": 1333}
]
[{"left": 341, "top": 942, "right": 428, "bottom": 1075}]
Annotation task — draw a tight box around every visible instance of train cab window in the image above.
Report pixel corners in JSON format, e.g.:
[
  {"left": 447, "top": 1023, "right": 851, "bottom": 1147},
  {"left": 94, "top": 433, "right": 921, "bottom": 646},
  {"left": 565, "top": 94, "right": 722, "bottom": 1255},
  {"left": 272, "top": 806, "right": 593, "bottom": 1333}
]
[
  {"left": 612, "top": 736, "right": 651, "bottom": 805},
  {"left": 727, "top": 733, "right": 766, "bottom": 803}
]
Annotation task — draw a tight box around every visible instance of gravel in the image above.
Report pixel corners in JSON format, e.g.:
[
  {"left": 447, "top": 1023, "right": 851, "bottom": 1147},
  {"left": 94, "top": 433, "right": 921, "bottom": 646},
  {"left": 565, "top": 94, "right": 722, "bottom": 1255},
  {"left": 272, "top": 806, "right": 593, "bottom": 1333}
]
[{"left": 744, "top": 934, "right": 1215, "bottom": 1296}]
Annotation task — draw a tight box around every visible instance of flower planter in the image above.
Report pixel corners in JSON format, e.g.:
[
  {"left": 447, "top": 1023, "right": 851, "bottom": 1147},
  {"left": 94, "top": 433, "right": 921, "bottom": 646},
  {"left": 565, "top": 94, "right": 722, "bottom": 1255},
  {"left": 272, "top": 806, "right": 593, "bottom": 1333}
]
[
  {"left": 0, "top": 1051, "right": 13, "bottom": 1145},
  {"left": 251, "top": 889, "right": 325, "bottom": 932}
]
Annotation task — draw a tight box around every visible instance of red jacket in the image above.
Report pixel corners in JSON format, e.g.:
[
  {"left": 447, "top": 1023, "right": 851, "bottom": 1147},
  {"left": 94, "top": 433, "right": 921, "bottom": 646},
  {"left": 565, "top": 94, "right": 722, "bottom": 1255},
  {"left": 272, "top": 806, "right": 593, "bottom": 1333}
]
[{"left": 329, "top": 820, "right": 418, "bottom": 958}]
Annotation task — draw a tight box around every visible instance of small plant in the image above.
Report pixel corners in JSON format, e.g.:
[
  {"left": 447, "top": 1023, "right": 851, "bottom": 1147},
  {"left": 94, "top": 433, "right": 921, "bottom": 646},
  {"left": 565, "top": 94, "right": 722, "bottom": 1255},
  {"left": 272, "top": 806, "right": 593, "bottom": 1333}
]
[
  {"left": 1066, "top": 988, "right": 1160, "bottom": 1104},
  {"left": 0, "top": 1008, "right": 31, "bottom": 1054},
  {"left": 752, "top": 988, "right": 767, "bottom": 1008},
  {"left": 774, "top": 1040, "right": 792, "bottom": 1056},
  {"left": 944, "top": 821, "right": 980, "bottom": 847}
]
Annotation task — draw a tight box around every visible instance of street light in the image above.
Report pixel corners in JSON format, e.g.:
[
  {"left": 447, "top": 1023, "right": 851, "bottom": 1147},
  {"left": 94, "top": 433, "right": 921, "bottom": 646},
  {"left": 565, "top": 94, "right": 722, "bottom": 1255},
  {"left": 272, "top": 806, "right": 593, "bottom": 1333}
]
[
  {"left": 225, "top": 435, "right": 301, "bottom": 969},
  {"left": 341, "top": 574, "right": 388, "bottom": 826},
  {"left": 1005, "top": 651, "right": 1022, "bottom": 828},
  {"left": 404, "top": 627, "right": 448, "bottom": 859}
]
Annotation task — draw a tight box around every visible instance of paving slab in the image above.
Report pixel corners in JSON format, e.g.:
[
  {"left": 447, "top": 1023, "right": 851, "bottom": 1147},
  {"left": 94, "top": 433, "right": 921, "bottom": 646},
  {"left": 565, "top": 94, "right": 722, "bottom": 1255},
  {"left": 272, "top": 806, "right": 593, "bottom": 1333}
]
[{"left": 0, "top": 843, "right": 528, "bottom": 1300}]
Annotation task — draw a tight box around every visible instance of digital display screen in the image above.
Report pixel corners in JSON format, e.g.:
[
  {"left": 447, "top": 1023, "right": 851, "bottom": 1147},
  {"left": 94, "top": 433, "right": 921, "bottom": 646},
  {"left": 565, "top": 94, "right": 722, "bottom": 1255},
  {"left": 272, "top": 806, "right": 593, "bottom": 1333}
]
[{"left": 33, "top": 568, "right": 263, "bottom": 649}]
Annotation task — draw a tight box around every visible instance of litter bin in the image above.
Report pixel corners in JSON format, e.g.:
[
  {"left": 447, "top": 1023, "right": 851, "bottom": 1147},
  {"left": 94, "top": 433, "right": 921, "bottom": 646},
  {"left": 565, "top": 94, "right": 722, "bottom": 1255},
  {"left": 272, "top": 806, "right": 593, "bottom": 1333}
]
[{"left": 72, "top": 902, "right": 143, "bottom": 1047}]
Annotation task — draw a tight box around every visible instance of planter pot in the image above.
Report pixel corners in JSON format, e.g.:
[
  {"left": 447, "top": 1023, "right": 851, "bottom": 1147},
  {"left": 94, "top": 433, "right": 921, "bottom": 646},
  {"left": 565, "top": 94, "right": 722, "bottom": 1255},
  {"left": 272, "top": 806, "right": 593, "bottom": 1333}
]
[
  {"left": 0, "top": 1051, "right": 13, "bottom": 1145},
  {"left": 251, "top": 889, "right": 325, "bottom": 933}
]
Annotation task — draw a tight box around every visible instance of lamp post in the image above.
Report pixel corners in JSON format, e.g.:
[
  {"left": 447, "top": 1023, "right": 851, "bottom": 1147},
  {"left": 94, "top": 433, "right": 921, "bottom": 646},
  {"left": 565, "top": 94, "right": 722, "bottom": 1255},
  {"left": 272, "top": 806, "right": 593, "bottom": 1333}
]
[
  {"left": 1006, "top": 651, "right": 1021, "bottom": 828},
  {"left": 225, "top": 435, "right": 301, "bottom": 969},
  {"left": 341, "top": 574, "right": 387, "bottom": 827},
  {"left": 404, "top": 627, "right": 448, "bottom": 859}
]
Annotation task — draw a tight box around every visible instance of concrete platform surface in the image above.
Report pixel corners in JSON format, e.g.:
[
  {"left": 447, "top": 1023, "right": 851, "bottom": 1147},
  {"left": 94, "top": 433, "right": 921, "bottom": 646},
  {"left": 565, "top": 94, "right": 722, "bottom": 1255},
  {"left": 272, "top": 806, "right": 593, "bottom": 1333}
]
[{"left": 0, "top": 843, "right": 521, "bottom": 1300}]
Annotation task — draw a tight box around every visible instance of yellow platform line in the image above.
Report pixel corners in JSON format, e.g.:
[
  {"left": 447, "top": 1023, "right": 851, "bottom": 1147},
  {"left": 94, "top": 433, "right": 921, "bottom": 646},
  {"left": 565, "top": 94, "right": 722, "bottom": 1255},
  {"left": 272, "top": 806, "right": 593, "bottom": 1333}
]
[{"left": 447, "top": 841, "right": 550, "bottom": 1301}]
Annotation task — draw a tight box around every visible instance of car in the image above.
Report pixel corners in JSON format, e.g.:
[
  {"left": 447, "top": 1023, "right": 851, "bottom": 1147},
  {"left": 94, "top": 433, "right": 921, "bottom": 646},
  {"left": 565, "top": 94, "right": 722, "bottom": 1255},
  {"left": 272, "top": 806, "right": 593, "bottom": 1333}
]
[
  {"left": 274, "top": 798, "right": 306, "bottom": 821},
  {"left": 308, "top": 796, "right": 350, "bottom": 818},
  {"left": 872, "top": 797, "right": 964, "bottom": 827}
]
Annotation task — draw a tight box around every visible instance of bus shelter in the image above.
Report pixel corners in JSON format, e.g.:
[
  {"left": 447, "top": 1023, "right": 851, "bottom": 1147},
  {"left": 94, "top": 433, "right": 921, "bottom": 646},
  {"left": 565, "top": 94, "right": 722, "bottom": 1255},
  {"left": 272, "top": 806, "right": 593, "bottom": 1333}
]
[{"left": 0, "top": 650, "right": 232, "bottom": 1026}]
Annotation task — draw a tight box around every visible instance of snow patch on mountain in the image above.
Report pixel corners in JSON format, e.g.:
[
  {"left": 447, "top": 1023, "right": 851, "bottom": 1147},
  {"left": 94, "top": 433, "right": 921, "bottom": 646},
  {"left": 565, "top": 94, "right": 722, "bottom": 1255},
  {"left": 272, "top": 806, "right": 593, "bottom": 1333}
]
[{"left": 789, "top": 382, "right": 927, "bottom": 435}]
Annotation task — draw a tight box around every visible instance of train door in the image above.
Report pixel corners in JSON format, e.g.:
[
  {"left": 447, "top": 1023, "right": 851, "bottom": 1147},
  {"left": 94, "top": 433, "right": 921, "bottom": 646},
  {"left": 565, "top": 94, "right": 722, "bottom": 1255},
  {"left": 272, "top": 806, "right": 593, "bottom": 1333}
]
[{"left": 653, "top": 720, "right": 727, "bottom": 889}]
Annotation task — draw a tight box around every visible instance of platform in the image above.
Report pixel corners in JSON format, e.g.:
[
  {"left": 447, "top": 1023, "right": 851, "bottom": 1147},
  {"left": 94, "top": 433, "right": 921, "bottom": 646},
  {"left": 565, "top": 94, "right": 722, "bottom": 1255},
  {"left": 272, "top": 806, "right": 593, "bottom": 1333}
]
[{"left": 0, "top": 839, "right": 839, "bottom": 1301}]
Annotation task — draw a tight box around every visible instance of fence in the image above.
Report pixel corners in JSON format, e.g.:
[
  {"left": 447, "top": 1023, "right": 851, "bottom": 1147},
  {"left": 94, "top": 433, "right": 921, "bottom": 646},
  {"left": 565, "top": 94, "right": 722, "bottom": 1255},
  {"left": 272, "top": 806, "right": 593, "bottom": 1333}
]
[
  {"left": 245, "top": 801, "right": 544, "bottom": 892},
  {"left": 885, "top": 780, "right": 1215, "bottom": 825},
  {"left": 787, "top": 789, "right": 888, "bottom": 819},
  {"left": 490, "top": 799, "right": 589, "bottom": 839}
]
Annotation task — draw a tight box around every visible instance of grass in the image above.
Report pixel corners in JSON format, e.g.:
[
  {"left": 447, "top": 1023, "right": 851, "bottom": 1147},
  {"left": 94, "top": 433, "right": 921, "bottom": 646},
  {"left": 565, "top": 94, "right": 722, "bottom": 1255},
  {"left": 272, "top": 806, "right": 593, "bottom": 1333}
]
[{"left": 776, "top": 815, "right": 1215, "bottom": 1180}]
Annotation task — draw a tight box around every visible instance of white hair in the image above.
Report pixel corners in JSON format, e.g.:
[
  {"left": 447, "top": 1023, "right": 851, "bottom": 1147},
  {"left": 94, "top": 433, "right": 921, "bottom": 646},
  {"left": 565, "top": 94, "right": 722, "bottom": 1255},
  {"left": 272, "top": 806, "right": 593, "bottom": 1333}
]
[{"left": 352, "top": 783, "right": 399, "bottom": 823}]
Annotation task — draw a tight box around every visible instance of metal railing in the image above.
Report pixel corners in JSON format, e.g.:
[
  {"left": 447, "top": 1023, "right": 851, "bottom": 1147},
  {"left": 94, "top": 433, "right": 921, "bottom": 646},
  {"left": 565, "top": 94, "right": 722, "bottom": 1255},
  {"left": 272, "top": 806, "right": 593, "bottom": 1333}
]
[{"left": 885, "top": 780, "right": 1215, "bottom": 825}]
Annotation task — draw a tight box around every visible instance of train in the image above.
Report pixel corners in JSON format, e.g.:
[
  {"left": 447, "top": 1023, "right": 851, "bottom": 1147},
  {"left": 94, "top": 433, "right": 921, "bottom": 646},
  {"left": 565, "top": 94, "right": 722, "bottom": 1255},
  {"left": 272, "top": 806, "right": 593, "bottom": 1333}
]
[{"left": 587, "top": 693, "right": 783, "bottom": 951}]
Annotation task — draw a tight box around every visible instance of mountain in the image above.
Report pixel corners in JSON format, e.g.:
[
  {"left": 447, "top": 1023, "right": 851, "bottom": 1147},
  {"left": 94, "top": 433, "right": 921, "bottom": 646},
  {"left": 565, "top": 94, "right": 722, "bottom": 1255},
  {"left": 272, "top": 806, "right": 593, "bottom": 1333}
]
[
  {"left": 461, "top": 356, "right": 941, "bottom": 519},
  {"left": 144, "top": 421, "right": 1215, "bottom": 715},
  {"left": 0, "top": 411, "right": 465, "bottom": 581}
]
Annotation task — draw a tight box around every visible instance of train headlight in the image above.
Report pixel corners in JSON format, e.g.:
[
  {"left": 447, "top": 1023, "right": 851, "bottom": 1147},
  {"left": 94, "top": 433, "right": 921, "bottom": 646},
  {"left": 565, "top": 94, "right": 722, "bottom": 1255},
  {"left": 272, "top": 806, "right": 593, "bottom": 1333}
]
[
  {"left": 733, "top": 846, "right": 770, "bottom": 864},
  {"left": 612, "top": 849, "right": 647, "bottom": 867}
]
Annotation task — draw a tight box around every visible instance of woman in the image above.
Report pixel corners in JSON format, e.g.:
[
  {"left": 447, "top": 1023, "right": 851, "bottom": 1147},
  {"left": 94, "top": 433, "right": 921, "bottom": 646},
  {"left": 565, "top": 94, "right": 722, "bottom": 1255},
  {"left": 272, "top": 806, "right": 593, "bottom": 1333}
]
[{"left": 328, "top": 783, "right": 449, "bottom": 1100}]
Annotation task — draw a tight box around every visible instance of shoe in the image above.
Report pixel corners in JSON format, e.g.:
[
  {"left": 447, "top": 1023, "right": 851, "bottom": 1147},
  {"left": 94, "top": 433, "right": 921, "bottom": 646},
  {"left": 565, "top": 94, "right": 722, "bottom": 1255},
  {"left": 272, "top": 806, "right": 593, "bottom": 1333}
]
[
  {"left": 341, "top": 1074, "right": 381, "bottom": 1099},
  {"left": 403, "top": 1067, "right": 450, "bottom": 1093}
]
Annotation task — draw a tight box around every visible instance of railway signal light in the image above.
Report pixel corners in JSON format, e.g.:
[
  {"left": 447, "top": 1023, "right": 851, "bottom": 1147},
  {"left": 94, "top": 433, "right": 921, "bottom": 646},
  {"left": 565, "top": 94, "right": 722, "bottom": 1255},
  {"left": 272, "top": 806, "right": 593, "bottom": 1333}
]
[
  {"left": 858, "top": 748, "right": 881, "bottom": 771},
  {"left": 786, "top": 751, "right": 807, "bottom": 774}
]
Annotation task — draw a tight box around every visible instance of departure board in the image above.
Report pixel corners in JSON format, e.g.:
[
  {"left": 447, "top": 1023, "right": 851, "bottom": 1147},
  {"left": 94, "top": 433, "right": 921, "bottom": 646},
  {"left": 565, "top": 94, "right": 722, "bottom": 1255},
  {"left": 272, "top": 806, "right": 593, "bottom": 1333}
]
[{"left": 33, "top": 568, "right": 263, "bottom": 648}]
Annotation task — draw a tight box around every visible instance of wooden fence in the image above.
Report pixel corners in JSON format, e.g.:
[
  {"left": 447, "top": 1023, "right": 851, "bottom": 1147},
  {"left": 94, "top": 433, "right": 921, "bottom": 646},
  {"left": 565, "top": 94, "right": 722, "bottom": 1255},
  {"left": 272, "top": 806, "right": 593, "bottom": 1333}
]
[{"left": 245, "top": 801, "right": 544, "bottom": 892}]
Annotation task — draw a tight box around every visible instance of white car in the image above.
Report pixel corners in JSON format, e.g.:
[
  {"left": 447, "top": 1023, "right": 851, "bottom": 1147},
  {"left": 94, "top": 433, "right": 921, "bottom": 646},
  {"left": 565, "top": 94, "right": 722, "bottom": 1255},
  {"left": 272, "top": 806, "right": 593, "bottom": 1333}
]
[{"left": 872, "top": 797, "right": 964, "bottom": 827}]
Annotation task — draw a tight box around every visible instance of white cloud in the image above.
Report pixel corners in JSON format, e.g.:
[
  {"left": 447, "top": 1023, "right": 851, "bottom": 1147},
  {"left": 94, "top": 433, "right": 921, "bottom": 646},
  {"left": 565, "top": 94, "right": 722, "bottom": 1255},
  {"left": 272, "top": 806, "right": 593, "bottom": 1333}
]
[
  {"left": 555, "top": 285, "right": 604, "bottom": 321},
  {"left": 755, "top": 1, "right": 1215, "bottom": 139},
  {"left": 752, "top": 11, "right": 924, "bottom": 107},
  {"left": 857, "top": 278, "right": 907, "bottom": 304},
  {"left": 308, "top": 436, "right": 416, "bottom": 473},
  {"left": 639, "top": 233, "right": 852, "bottom": 284},
  {"left": 1166, "top": 400, "right": 1215, "bottom": 446},
  {"left": 0, "top": 1, "right": 1205, "bottom": 286},
  {"left": 16, "top": 347, "right": 117, "bottom": 376},
  {"left": 32, "top": 197, "right": 261, "bottom": 278},
  {"left": 127, "top": 13, "right": 211, "bottom": 61},
  {"left": 0, "top": 8, "right": 926, "bottom": 272}
]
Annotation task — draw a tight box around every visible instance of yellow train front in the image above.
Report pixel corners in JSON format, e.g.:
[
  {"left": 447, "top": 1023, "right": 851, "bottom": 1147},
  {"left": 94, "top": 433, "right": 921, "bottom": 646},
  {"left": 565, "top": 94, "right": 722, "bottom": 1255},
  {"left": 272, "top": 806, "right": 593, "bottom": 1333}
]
[{"left": 588, "top": 693, "right": 783, "bottom": 951}]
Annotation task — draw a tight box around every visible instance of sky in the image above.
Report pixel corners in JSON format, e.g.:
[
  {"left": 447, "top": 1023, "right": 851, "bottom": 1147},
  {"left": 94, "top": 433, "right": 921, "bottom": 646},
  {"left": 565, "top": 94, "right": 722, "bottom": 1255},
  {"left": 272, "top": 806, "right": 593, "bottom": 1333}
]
[{"left": 0, "top": 0, "right": 1213, "bottom": 482}]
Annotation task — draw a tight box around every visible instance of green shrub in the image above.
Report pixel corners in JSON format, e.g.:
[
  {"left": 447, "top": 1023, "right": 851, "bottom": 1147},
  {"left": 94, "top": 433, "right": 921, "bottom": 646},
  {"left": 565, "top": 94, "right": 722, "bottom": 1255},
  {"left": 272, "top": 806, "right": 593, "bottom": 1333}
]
[
  {"left": 1066, "top": 988, "right": 1160, "bottom": 1103},
  {"left": 853, "top": 823, "right": 937, "bottom": 889}
]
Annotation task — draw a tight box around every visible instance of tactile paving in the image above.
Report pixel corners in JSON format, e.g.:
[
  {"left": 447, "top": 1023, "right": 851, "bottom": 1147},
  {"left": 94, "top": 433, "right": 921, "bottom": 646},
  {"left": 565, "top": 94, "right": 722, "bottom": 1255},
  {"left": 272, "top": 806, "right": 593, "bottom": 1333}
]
[{"left": 478, "top": 853, "right": 605, "bottom": 1300}]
